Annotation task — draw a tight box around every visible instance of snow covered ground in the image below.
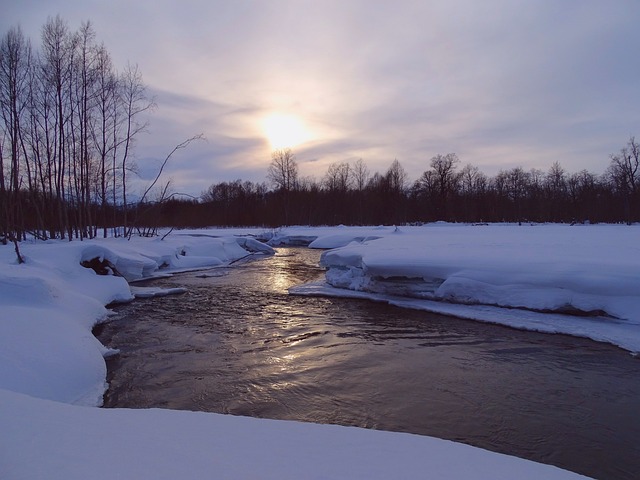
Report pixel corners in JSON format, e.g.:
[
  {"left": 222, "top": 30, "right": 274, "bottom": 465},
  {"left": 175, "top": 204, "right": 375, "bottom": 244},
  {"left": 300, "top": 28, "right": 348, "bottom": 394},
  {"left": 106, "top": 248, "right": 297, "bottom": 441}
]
[
  {"left": 1, "top": 225, "right": 620, "bottom": 479},
  {"left": 285, "top": 223, "right": 640, "bottom": 355}
]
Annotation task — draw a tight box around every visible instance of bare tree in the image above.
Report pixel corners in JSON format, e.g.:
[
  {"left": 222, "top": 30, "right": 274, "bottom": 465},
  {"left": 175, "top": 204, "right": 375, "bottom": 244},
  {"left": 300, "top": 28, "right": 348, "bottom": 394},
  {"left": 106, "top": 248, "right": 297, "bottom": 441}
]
[
  {"left": 91, "top": 44, "right": 117, "bottom": 237},
  {"left": 414, "top": 169, "right": 436, "bottom": 195},
  {"left": 607, "top": 136, "right": 640, "bottom": 224},
  {"left": 351, "top": 158, "right": 369, "bottom": 224},
  {"left": 323, "top": 161, "right": 351, "bottom": 192},
  {"left": 505, "top": 167, "right": 530, "bottom": 224},
  {"left": 386, "top": 158, "right": 408, "bottom": 194},
  {"left": 267, "top": 148, "right": 298, "bottom": 226},
  {"left": 542, "top": 161, "right": 569, "bottom": 222},
  {"left": 384, "top": 159, "right": 408, "bottom": 224},
  {"left": 459, "top": 164, "right": 485, "bottom": 196},
  {"left": 430, "top": 153, "right": 460, "bottom": 198},
  {"left": 267, "top": 148, "right": 298, "bottom": 192},
  {"left": 118, "top": 62, "right": 156, "bottom": 233},
  {"left": 459, "top": 164, "right": 487, "bottom": 221},
  {"left": 70, "top": 21, "right": 98, "bottom": 239},
  {"left": 417, "top": 153, "right": 460, "bottom": 220},
  {"left": 126, "top": 134, "right": 203, "bottom": 238},
  {"left": 352, "top": 158, "right": 369, "bottom": 192},
  {"left": 40, "top": 15, "right": 79, "bottom": 239},
  {"left": 0, "top": 26, "right": 32, "bottom": 251}
]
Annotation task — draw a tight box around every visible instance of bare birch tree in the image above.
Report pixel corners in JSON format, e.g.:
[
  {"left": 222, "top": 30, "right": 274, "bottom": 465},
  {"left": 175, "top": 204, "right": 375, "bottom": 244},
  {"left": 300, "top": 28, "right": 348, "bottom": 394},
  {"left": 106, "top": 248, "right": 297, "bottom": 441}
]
[{"left": 0, "top": 26, "right": 32, "bottom": 252}]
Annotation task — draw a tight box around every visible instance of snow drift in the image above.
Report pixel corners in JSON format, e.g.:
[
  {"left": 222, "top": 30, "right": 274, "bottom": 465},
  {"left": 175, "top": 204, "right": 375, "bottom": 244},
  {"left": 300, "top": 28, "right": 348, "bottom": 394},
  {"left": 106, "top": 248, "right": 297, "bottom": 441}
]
[
  {"left": 289, "top": 224, "right": 640, "bottom": 354},
  {"left": 0, "top": 234, "right": 273, "bottom": 405}
]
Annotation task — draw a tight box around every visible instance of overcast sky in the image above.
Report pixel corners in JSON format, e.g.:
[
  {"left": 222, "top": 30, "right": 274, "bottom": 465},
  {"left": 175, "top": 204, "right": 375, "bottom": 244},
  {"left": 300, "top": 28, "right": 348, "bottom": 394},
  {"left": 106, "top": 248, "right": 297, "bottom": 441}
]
[{"left": 3, "top": 0, "right": 640, "bottom": 196}]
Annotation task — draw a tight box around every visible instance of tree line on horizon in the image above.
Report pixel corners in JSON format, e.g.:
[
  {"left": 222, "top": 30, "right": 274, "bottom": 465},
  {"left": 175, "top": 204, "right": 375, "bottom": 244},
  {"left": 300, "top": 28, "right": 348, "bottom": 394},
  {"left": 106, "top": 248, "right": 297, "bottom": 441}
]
[
  {"left": 2, "top": 18, "right": 639, "bottom": 246},
  {"left": 179, "top": 138, "right": 638, "bottom": 228}
]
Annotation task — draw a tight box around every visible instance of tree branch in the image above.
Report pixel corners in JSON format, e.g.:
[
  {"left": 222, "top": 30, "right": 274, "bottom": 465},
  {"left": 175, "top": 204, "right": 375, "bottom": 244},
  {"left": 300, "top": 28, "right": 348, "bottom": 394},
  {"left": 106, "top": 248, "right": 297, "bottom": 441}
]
[{"left": 138, "top": 134, "right": 204, "bottom": 205}]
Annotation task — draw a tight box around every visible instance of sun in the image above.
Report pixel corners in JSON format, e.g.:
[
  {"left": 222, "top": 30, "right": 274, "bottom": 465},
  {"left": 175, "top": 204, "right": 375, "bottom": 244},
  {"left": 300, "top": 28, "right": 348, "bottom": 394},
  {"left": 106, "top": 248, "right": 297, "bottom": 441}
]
[{"left": 261, "top": 113, "right": 312, "bottom": 150}]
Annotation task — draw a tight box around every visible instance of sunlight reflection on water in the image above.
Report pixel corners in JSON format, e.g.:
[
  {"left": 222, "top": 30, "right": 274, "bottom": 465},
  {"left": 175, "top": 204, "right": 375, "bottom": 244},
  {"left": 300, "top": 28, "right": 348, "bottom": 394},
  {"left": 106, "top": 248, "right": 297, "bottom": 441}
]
[{"left": 98, "top": 248, "right": 640, "bottom": 480}]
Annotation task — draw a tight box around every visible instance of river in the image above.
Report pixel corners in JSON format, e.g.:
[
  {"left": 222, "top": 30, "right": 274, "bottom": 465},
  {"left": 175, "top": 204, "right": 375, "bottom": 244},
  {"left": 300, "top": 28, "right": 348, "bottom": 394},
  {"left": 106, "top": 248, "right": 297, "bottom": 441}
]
[{"left": 95, "top": 248, "right": 640, "bottom": 480}]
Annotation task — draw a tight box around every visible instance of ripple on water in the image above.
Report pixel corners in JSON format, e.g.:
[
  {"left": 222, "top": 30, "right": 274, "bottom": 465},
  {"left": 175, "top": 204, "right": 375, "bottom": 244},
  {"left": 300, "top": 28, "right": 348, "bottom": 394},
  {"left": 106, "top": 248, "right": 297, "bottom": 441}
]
[{"left": 97, "top": 248, "right": 640, "bottom": 480}]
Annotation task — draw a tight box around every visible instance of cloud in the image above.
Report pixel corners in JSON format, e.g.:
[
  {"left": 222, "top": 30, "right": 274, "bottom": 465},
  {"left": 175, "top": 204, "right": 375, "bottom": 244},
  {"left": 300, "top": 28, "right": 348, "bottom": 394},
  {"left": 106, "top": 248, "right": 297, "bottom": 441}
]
[{"left": 3, "top": 0, "right": 640, "bottom": 196}]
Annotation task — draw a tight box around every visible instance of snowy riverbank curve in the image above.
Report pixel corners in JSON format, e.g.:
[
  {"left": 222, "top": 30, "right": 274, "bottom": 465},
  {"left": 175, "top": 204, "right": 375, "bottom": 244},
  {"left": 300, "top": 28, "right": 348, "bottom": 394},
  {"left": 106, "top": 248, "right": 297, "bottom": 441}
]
[
  {"left": 0, "top": 235, "right": 274, "bottom": 406},
  {"left": 320, "top": 227, "right": 639, "bottom": 315},
  {"left": 289, "top": 224, "right": 640, "bottom": 354},
  {"left": 0, "top": 227, "right": 605, "bottom": 479}
]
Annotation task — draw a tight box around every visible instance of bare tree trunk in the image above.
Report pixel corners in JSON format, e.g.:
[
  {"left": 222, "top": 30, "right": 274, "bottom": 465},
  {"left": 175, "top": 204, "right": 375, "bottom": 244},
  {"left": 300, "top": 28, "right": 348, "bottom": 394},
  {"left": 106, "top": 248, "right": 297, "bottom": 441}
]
[{"left": 118, "top": 63, "right": 155, "bottom": 237}]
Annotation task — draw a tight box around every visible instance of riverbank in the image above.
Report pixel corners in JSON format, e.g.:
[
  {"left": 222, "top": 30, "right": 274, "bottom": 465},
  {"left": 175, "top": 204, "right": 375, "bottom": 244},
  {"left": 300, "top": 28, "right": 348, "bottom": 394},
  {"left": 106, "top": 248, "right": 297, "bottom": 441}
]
[{"left": 0, "top": 225, "right": 613, "bottom": 478}]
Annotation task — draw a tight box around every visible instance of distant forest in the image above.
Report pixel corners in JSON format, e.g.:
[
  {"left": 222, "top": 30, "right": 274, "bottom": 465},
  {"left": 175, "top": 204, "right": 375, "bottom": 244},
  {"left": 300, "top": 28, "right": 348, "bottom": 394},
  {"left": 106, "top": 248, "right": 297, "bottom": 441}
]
[
  {"left": 181, "top": 140, "right": 640, "bottom": 228},
  {"left": 1, "top": 18, "right": 639, "bottom": 247}
]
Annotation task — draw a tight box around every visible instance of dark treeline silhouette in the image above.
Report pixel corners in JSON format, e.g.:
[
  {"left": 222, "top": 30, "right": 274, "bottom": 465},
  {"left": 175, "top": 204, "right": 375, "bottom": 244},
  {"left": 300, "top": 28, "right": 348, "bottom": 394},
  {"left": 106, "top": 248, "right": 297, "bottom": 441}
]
[
  {"left": 2, "top": 19, "right": 639, "bottom": 241},
  {"left": 188, "top": 140, "right": 638, "bottom": 228}
]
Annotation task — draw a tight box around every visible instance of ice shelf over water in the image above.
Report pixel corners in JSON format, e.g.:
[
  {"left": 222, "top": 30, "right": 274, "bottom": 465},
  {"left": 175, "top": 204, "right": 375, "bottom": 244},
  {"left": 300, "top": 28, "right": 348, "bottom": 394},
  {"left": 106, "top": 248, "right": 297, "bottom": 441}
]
[{"left": 286, "top": 223, "right": 640, "bottom": 354}]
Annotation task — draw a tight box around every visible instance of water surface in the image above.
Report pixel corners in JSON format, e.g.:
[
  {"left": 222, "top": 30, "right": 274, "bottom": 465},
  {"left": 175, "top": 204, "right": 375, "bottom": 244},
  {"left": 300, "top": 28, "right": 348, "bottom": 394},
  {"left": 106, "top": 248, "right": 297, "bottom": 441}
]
[{"left": 97, "top": 248, "right": 640, "bottom": 480}]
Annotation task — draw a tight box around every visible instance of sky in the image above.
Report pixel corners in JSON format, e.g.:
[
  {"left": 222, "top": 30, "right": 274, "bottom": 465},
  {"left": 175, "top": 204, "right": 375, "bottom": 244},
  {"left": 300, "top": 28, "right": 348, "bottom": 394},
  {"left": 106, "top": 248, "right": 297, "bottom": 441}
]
[{"left": 2, "top": 0, "right": 640, "bottom": 197}]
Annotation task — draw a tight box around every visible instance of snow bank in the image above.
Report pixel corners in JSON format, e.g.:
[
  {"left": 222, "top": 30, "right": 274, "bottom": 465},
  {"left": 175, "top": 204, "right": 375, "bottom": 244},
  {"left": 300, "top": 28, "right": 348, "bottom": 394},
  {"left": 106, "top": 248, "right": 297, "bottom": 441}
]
[
  {"left": 98, "top": 235, "right": 272, "bottom": 280},
  {"left": 0, "top": 242, "right": 130, "bottom": 406},
  {"left": 0, "top": 388, "right": 589, "bottom": 480},
  {"left": 261, "top": 225, "right": 389, "bottom": 248},
  {"left": 0, "top": 234, "right": 272, "bottom": 406},
  {"left": 309, "top": 233, "right": 383, "bottom": 249},
  {"left": 302, "top": 224, "right": 640, "bottom": 353}
]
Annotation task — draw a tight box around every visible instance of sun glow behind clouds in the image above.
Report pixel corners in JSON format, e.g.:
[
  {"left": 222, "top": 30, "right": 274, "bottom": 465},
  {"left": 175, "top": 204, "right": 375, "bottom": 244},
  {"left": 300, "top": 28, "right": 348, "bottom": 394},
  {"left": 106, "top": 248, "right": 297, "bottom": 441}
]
[{"left": 261, "top": 113, "right": 313, "bottom": 150}]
